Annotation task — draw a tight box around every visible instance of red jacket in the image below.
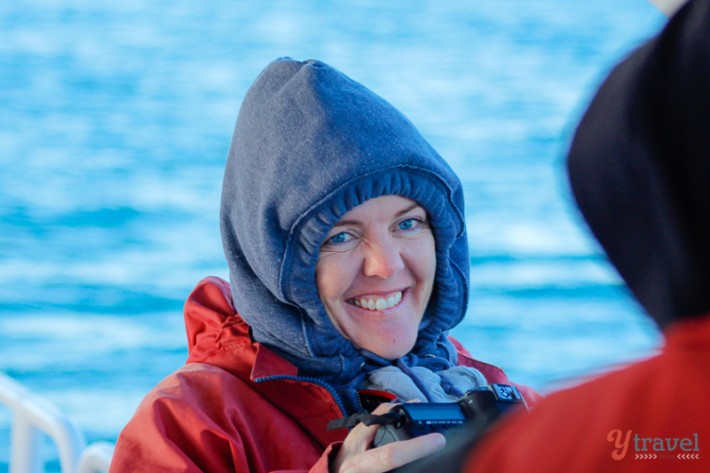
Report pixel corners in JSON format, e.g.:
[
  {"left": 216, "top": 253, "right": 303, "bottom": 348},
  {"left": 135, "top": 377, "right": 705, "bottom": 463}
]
[
  {"left": 109, "top": 277, "right": 538, "bottom": 472},
  {"left": 462, "top": 315, "right": 710, "bottom": 473}
]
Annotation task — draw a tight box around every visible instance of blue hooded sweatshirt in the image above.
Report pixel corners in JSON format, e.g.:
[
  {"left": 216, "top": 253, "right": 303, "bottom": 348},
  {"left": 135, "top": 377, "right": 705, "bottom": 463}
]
[{"left": 220, "top": 58, "right": 471, "bottom": 414}]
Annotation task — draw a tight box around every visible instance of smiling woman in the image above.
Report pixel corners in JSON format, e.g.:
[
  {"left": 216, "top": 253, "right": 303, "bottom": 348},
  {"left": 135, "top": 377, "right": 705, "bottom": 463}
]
[
  {"left": 108, "top": 58, "right": 539, "bottom": 473},
  {"left": 316, "top": 195, "right": 437, "bottom": 360}
]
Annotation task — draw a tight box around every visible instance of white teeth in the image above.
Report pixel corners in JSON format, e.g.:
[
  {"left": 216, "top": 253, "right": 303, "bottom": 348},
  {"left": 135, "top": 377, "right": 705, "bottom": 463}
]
[{"left": 352, "top": 291, "right": 402, "bottom": 311}]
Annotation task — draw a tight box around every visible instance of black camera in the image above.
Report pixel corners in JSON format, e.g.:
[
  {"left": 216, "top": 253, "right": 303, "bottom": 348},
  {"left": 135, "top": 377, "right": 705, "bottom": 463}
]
[{"left": 372, "top": 384, "right": 527, "bottom": 447}]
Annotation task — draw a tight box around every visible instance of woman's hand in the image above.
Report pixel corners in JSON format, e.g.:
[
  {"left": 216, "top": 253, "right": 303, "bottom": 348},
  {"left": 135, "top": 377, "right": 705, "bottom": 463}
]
[{"left": 331, "top": 403, "right": 446, "bottom": 473}]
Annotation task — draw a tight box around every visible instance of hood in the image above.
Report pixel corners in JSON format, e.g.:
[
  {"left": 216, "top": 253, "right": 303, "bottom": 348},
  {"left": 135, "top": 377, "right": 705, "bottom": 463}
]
[
  {"left": 220, "top": 58, "right": 469, "bottom": 390},
  {"left": 566, "top": 0, "right": 710, "bottom": 327}
]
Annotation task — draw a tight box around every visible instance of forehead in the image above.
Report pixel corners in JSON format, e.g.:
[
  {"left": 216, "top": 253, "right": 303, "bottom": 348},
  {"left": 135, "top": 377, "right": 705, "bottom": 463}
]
[{"left": 334, "top": 195, "right": 422, "bottom": 224}]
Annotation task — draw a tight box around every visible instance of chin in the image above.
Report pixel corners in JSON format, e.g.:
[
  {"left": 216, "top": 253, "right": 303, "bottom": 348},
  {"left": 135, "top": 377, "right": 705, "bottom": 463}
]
[{"left": 365, "top": 339, "right": 417, "bottom": 361}]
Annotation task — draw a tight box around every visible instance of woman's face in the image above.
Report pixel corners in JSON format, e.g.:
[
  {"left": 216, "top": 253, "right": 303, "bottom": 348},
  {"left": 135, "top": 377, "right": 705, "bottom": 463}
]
[{"left": 316, "top": 195, "right": 436, "bottom": 360}]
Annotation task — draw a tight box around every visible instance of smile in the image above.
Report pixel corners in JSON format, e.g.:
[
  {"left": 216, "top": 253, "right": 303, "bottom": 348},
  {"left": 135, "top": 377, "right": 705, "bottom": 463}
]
[{"left": 348, "top": 291, "right": 403, "bottom": 311}]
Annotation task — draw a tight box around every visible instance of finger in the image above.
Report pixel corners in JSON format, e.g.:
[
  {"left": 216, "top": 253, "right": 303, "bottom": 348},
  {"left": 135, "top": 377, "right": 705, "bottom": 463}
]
[
  {"left": 382, "top": 433, "right": 446, "bottom": 468},
  {"left": 338, "top": 403, "right": 399, "bottom": 459},
  {"left": 347, "top": 401, "right": 398, "bottom": 447},
  {"left": 371, "top": 402, "right": 397, "bottom": 414},
  {"left": 343, "top": 433, "right": 446, "bottom": 473},
  {"left": 344, "top": 419, "right": 382, "bottom": 452}
]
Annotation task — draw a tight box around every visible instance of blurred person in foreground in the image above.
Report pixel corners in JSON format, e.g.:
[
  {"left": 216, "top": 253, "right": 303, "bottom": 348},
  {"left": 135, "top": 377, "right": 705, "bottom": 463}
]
[
  {"left": 108, "top": 57, "right": 538, "bottom": 473},
  {"left": 403, "top": 0, "right": 710, "bottom": 472}
]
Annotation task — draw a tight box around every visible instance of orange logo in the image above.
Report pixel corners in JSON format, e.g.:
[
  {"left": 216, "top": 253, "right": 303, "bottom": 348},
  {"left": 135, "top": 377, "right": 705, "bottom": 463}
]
[{"left": 607, "top": 430, "right": 700, "bottom": 461}]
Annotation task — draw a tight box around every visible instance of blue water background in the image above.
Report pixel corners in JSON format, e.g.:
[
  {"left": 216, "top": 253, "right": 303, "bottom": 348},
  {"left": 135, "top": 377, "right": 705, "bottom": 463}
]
[{"left": 1, "top": 0, "right": 666, "bottom": 467}]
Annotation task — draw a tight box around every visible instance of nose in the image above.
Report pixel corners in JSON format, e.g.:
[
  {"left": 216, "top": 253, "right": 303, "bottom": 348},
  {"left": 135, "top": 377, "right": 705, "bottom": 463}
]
[{"left": 361, "top": 235, "right": 405, "bottom": 278}]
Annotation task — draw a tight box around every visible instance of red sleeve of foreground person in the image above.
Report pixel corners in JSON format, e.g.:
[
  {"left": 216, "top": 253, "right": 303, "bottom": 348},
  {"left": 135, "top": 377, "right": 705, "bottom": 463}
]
[{"left": 463, "top": 315, "right": 710, "bottom": 473}]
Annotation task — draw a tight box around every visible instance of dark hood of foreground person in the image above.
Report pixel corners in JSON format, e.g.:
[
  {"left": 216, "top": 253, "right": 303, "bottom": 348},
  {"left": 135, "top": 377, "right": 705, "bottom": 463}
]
[
  {"left": 220, "top": 58, "right": 469, "bottom": 397},
  {"left": 567, "top": 0, "right": 710, "bottom": 328}
]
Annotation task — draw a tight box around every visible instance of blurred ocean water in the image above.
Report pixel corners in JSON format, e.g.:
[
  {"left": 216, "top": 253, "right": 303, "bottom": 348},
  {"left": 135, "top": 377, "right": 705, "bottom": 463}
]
[{"left": 1, "top": 0, "right": 665, "bottom": 468}]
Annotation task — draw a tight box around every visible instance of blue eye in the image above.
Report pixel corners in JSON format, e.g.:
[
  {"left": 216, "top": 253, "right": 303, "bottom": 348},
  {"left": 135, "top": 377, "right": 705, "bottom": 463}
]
[
  {"left": 398, "top": 218, "right": 417, "bottom": 231},
  {"left": 327, "top": 232, "right": 351, "bottom": 245}
]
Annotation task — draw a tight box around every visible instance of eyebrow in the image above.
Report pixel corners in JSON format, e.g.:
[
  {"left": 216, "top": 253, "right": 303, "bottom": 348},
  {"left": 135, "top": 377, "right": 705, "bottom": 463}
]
[{"left": 331, "top": 202, "right": 423, "bottom": 228}]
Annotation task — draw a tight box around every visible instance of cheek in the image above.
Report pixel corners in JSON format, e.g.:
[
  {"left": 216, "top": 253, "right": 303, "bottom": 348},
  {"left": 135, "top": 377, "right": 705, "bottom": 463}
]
[
  {"left": 316, "top": 254, "right": 353, "bottom": 303},
  {"left": 413, "top": 236, "right": 437, "bottom": 285},
  {"left": 315, "top": 261, "right": 334, "bottom": 302},
  {"left": 316, "top": 255, "right": 359, "bottom": 339}
]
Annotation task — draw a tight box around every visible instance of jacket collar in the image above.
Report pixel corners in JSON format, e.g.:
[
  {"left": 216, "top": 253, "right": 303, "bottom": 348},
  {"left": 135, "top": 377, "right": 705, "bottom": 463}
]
[
  {"left": 251, "top": 342, "right": 299, "bottom": 379},
  {"left": 184, "top": 276, "right": 347, "bottom": 445}
]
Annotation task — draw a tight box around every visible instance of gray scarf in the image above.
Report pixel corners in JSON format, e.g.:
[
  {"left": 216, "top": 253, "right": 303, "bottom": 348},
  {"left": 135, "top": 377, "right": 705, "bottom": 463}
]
[{"left": 364, "top": 363, "right": 488, "bottom": 402}]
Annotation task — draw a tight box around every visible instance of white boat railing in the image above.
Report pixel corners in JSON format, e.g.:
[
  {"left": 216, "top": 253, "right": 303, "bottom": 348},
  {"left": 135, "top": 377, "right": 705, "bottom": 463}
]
[
  {"left": 0, "top": 372, "right": 114, "bottom": 473},
  {"left": 76, "top": 443, "right": 114, "bottom": 473}
]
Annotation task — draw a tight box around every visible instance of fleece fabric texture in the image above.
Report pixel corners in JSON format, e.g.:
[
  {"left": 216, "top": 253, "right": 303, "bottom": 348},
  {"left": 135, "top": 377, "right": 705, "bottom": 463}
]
[{"left": 220, "top": 58, "right": 470, "bottom": 413}]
